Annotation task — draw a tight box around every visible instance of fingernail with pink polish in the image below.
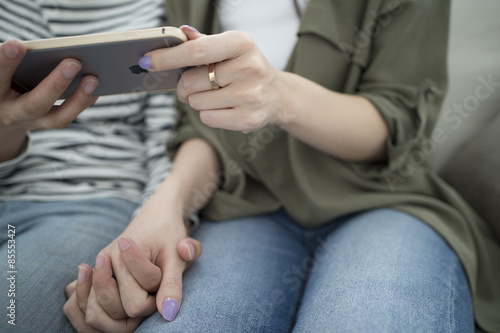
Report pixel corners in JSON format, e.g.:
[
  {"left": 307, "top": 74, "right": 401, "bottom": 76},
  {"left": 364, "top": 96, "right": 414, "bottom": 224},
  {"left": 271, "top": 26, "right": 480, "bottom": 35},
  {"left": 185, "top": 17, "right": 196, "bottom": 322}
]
[
  {"left": 162, "top": 298, "right": 179, "bottom": 321},
  {"left": 95, "top": 253, "right": 106, "bottom": 269},
  {"left": 138, "top": 56, "right": 152, "bottom": 69},
  {"left": 118, "top": 236, "right": 131, "bottom": 251},
  {"left": 62, "top": 62, "right": 81, "bottom": 79},
  {"left": 181, "top": 25, "right": 200, "bottom": 34},
  {"left": 3, "top": 41, "right": 21, "bottom": 59},
  {"left": 77, "top": 265, "right": 87, "bottom": 284},
  {"left": 185, "top": 242, "right": 195, "bottom": 261},
  {"left": 83, "top": 79, "right": 98, "bottom": 95}
]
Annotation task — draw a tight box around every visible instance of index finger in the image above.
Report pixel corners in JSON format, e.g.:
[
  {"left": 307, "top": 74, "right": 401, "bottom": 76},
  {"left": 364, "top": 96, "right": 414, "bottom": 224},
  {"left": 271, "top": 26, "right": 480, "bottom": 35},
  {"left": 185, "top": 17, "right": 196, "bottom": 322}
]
[
  {"left": 18, "top": 58, "right": 84, "bottom": 119},
  {"left": 0, "top": 40, "right": 27, "bottom": 96},
  {"left": 118, "top": 236, "right": 162, "bottom": 292},
  {"left": 63, "top": 292, "right": 102, "bottom": 333},
  {"left": 76, "top": 263, "right": 93, "bottom": 313},
  {"left": 144, "top": 31, "right": 254, "bottom": 72},
  {"left": 92, "top": 253, "right": 128, "bottom": 319}
]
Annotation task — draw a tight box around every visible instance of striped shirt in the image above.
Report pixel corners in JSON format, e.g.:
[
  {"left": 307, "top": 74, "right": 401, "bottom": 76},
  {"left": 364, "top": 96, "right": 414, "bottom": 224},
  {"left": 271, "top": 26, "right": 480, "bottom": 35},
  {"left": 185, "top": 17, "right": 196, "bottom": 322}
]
[{"left": 0, "top": 0, "right": 175, "bottom": 206}]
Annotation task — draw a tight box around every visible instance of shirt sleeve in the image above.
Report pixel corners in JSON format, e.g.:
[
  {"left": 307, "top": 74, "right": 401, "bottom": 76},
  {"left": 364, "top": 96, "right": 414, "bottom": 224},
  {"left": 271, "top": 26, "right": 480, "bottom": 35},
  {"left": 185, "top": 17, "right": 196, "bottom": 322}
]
[{"left": 354, "top": 0, "right": 450, "bottom": 172}]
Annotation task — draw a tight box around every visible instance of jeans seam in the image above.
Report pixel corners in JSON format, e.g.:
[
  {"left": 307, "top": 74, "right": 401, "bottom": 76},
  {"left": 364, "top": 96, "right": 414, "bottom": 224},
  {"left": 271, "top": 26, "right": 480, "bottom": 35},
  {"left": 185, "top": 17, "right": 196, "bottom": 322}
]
[{"left": 448, "top": 256, "right": 458, "bottom": 333}]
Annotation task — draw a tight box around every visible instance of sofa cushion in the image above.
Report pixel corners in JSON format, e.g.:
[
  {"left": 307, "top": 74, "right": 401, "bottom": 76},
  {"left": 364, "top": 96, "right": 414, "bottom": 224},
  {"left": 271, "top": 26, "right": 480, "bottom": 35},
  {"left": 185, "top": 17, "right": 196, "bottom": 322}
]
[{"left": 440, "top": 113, "right": 500, "bottom": 241}]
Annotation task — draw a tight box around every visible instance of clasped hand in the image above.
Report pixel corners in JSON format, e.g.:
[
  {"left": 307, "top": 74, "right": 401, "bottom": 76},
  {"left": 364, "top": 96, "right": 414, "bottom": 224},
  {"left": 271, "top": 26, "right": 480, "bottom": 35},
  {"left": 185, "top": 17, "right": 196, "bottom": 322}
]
[{"left": 63, "top": 217, "right": 202, "bottom": 333}]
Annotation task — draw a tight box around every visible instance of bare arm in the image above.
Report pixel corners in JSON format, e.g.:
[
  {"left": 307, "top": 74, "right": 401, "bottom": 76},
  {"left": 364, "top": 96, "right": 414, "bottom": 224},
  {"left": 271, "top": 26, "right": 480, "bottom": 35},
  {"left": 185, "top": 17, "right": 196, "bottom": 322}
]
[
  {"left": 276, "top": 71, "right": 388, "bottom": 162},
  {"left": 159, "top": 137, "right": 222, "bottom": 219}
]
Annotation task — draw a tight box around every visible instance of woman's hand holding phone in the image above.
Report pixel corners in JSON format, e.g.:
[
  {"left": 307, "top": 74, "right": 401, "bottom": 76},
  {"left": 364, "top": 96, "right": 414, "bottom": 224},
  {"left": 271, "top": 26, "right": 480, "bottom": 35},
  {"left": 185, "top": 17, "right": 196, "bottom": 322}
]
[
  {"left": 0, "top": 39, "right": 98, "bottom": 162},
  {"left": 141, "top": 26, "right": 284, "bottom": 134}
]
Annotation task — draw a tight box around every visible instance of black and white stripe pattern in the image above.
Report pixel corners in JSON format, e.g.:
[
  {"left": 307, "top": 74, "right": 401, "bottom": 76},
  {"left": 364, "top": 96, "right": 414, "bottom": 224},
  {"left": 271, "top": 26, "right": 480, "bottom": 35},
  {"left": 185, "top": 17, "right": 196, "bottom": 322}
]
[{"left": 0, "top": 0, "right": 176, "bottom": 206}]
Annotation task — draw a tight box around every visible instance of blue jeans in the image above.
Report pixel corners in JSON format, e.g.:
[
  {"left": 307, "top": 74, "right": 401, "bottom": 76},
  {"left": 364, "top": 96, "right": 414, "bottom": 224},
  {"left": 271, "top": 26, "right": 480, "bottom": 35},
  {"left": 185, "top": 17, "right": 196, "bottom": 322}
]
[
  {"left": 138, "top": 208, "right": 474, "bottom": 333},
  {"left": 0, "top": 200, "right": 473, "bottom": 332},
  {"left": 0, "top": 199, "right": 138, "bottom": 333}
]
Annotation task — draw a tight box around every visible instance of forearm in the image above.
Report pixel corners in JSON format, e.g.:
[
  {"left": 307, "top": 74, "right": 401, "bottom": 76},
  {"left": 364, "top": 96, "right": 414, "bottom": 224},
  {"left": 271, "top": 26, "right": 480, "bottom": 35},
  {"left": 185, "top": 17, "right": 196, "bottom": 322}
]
[
  {"left": 0, "top": 125, "right": 27, "bottom": 162},
  {"left": 146, "top": 138, "right": 222, "bottom": 220},
  {"left": 276, "top": 71, "right": 388, "bottom": 163},
  {"left": 139, "top": 93, "right": 177, "bottom": 205}
]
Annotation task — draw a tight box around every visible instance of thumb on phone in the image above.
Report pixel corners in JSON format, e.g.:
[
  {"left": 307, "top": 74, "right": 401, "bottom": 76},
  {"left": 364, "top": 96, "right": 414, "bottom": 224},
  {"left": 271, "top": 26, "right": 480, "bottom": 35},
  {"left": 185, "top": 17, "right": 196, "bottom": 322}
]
[{"left": 179, "top": 25, "right": 206, "bottom": 41}]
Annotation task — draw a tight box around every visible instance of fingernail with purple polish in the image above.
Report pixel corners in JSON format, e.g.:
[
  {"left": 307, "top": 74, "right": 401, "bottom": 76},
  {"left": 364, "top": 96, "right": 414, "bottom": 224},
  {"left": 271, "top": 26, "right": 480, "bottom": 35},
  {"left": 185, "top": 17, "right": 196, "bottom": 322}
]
[
  {"left": 138, "top": 56, "right": 152, "bottom": 70},
  {"left": 162, "top": 298, "right": 179, "bottom": 322}
]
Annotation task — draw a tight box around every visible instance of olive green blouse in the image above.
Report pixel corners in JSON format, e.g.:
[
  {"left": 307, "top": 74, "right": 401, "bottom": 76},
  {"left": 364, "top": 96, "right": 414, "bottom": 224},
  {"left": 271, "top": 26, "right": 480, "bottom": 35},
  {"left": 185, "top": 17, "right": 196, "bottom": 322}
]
[{"left": 164, "top": 1, "right": 500, "bottom": 331}]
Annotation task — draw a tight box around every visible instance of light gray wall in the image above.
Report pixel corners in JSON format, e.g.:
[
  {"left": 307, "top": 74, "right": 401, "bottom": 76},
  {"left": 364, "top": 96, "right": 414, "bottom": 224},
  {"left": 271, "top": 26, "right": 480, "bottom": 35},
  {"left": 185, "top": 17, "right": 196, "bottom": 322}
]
[{"left": 433, "top": 0, "right": 500, "bottom": 171}]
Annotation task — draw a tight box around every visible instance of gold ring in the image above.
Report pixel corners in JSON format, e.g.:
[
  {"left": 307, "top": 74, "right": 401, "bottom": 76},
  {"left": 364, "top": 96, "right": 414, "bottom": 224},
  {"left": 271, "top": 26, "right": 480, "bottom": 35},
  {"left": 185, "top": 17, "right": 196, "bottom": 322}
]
[{"left": 208, "top": 63, "right": 220, "bottom": 90}]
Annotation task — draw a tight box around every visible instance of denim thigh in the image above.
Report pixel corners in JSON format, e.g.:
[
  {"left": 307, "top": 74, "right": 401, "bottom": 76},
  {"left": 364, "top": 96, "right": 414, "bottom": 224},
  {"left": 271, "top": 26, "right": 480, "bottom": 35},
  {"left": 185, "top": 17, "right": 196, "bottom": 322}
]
[
  {"left": 293, "top": 208, "right": 474, "bottom": 333},
  {"left": 0, "top": 199, "right": 138, "bottom": 333},
  {"left": 137, "top": 212, "right": 309, "bottom": 333}
]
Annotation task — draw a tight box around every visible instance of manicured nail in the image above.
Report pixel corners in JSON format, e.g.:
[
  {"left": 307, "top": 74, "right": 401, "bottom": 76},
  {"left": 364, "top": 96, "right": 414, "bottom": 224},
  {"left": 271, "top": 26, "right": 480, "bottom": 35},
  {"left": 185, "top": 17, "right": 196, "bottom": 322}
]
[
  {"left": 77, "top": 265, "right": 87, "bottom": 285},
  {"left": 138, "top": 56, "right": 152, "bottom": 70},
  {"left": 180, "top": 25, "right": 200, "bottom": 34},
  {"left": 62, "top": 62, "right": 81, "bottom": 79},
  {"left": 118, "top": 236, "right": 131, "bottom": 251},
  {"left": 162, "top": 298, "right": 179, "bottom": 321},
  {"left": 95, "top": 253, "right": 106, "bottom": 269},
  {"left": 3, "top": 41, "right": 21, "bottom": 59},
  {"left": 83, "top": 78, "right": 98, "bottom": 95},
  {"left": 185, "top": 242, "right": 195, "bottom": 261}
]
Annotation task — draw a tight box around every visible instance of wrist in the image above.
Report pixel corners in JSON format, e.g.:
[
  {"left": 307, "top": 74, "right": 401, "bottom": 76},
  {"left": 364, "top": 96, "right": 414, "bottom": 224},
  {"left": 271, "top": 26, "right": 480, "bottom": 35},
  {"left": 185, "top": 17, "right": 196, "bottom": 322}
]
[
  {"left": 138, "top": 138, "right": 220, "bottom": 228},
  {"left": 152, "top": 177, "right": 192, "bottom": 219},
  {"left": 125, "top": 190, "right": 187, "bottom": 246},
  {"left": 272, "top": 71, "right": 300, "bottom": 130},
  {"left": 155, "top": 141, "right": 220, "bottom": 218}
]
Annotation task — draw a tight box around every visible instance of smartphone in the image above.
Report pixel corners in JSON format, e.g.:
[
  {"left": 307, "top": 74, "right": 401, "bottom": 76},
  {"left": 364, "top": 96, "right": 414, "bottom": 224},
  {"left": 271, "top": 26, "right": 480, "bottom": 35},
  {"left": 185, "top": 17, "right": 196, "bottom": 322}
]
[{"left": 11, "top": 26, "right": 188, "bottom": 98}]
